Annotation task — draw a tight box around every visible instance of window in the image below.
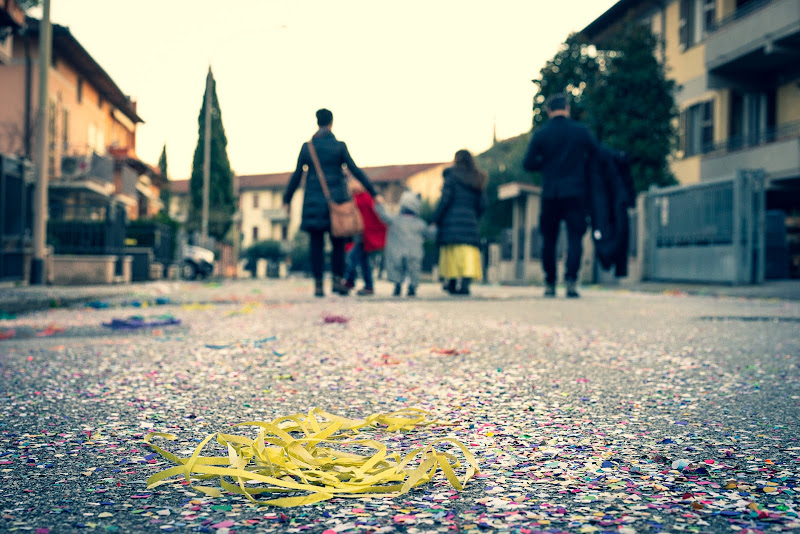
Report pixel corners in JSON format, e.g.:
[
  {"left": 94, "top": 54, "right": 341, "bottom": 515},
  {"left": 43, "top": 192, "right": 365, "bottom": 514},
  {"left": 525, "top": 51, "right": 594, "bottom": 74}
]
[
  {"left": 62, "top": 109, "right": 69, "bottom": 150},
  {"left": 281, "top": 225, "right": 288, "bottom": 241},
  {"left": 88, "top": 123, "right": 96, "bottom": 152},
  {"left": 253, "top": 194, "right": 259, "bottom": 208},
  {"left": 77, "top": 78, "right": 83, "bottom": 103},
  {"left": 680, "top": 100, "right": 714, "bottom": 157},
  {"left": 252, "top": 226, "right": 259, "bottom": 242},
  {"left": 48, "top": 100, "right": 56, "bottom": 175},
  {"left": 731, "top": 90, "right": 778, "bottom": 148},
  {"left": 680, "top": 0, "right": 716, "bottom": 49},
  {"left": 701, "top": 101, "right": 714, "bottom": 152},
  {"left": 702, "top": 0, "right": 716, "bottom": 34}
]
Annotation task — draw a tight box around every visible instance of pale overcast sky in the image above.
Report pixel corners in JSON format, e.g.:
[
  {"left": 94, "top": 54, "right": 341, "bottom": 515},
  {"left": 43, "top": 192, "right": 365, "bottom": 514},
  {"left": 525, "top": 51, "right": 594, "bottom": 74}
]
[{"left": 39, "top": 1, "right": 617, "bottom": 178}]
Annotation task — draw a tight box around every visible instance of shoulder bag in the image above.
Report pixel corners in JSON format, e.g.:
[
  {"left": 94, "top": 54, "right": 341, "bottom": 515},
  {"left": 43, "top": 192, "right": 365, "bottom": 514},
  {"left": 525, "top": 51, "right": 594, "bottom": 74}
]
[{"left": 306, "top": 139, "right": 364, "bottom": 238}]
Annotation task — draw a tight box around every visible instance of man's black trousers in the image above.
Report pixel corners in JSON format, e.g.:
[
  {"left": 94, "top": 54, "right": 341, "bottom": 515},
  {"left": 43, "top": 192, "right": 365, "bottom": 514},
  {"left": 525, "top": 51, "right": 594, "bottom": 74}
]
[{"left": 539, "top": 196, "right": 587, "bottom": 286}]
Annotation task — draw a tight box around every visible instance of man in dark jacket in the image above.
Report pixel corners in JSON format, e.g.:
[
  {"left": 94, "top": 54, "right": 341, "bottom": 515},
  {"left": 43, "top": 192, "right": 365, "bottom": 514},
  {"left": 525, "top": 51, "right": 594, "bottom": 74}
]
[{"left": 523, "top": 93, "right": 598, "bottom": 298}]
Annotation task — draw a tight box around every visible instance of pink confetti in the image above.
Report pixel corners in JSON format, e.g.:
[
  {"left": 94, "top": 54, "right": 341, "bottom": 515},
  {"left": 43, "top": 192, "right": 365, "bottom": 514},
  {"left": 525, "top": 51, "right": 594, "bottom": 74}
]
[{"left": 322, "top": 314, "right": 349, "bottom": 324}]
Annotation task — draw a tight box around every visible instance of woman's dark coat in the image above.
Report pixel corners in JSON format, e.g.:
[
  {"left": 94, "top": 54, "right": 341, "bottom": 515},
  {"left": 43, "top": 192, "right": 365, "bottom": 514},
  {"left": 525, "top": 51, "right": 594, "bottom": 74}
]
[
  {"left": 283, "top": 130, "right": 377, "bottom": 232},
  {"left": 432, "top": 167, "right": 486, "bottom": 247}
]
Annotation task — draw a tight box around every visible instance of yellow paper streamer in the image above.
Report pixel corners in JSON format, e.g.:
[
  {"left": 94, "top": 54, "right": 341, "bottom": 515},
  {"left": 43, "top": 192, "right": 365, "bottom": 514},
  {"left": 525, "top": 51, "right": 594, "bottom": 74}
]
[{"left": 144, "top": 408, "right": 479, "bottom": 507}]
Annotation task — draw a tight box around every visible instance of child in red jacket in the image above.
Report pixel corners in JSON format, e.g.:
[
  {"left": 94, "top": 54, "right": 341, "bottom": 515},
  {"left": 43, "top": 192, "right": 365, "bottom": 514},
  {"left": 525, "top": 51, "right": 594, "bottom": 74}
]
[{"left": 342, "top": 181, "right": 387, "bottom": 295}]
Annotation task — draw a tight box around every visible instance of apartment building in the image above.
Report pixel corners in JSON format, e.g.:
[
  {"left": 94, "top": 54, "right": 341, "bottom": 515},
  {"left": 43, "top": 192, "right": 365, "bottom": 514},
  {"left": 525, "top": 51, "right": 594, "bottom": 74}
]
[
  {"left": 0, "top": 17, "right": 163, "bottom": 221},
  {"left": 581, "top": 0, "right": 800, "bottom": 212},
  {"left": 238, "top": 173, "right": 294, "bottom": 248}
]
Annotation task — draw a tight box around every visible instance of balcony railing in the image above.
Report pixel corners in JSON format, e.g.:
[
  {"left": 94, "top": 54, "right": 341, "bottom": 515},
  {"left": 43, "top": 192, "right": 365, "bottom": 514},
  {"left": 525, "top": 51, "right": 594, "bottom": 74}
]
[
  {"left": 708, "top": 0, "right": 772, "bottom": 33},
  {"left": 698, "top": 120, "right": 800, "bottom": 156},
  {"left": 262, "top": 208, "right": 290, "bottom": 222},
  {"left": 60, "top": 149, "right": 114, "bottom": 183},
  {"left": 47, "top": 202, "right": 127, "bottom": 256}
]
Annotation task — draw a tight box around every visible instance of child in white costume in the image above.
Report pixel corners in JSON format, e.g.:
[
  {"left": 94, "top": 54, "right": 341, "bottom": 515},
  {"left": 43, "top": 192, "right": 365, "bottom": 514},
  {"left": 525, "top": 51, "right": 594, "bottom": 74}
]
[{"left": 375, "top": 191, "right": 435, "bottom": 296}]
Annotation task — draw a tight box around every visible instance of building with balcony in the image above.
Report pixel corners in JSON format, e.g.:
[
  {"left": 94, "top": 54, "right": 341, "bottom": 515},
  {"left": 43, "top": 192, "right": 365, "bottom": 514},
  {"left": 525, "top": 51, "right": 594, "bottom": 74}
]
[
  {"left": 0, "top": 16, "right": 164, "bottom": 221},
  {"left": 581, "top": 0, "right": 800, "bottom": 277},
  {"left": 580, "top": 0, "right": 800, "bottom": 210}
]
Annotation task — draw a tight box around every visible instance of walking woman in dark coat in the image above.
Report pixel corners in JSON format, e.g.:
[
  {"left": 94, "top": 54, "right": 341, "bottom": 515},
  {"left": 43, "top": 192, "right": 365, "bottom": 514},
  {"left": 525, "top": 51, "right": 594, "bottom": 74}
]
[
  {"left": 282, "top": 109, "right": 378, "bottom": 297},
  {"left": 433, "top": 149, "right": 487, "bottom": 295}
]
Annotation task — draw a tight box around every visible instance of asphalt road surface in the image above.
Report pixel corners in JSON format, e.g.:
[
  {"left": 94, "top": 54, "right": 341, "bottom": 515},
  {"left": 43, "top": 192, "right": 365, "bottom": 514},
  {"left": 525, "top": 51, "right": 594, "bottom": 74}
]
[{"left": 1, "top": 279, "right": 799, "bottom": 533}]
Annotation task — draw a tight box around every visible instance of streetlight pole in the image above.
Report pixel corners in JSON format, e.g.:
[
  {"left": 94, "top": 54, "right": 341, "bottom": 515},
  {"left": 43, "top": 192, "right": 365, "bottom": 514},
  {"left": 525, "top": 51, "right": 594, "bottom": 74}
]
[{"left": 31, "top": 0, "right": 51, "bottom": 285}]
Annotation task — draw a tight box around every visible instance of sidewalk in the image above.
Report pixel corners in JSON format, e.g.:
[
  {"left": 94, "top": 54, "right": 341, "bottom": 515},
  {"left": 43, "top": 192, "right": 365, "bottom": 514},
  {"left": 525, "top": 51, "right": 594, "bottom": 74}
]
[
  {"left": 0, "top": 281, "right": 171, "bottom": 314},
  {"left": 617, "top": 279, "right": 800, "bottom": 300},
  {"left": 1, "top": 277, "right": 800, "bottom": 315}
]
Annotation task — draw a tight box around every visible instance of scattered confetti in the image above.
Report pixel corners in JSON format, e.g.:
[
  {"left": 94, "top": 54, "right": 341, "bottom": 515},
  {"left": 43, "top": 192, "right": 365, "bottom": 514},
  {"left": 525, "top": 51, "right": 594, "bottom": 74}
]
[
  {"left": 0, "top": 279, "right": 797, "bottom": 533},
  {"left": 322, "top": 314, "right": 349, "bottom": 324},
  {"left": 103, "top": 315, "right": 181, "bottom": 330}
]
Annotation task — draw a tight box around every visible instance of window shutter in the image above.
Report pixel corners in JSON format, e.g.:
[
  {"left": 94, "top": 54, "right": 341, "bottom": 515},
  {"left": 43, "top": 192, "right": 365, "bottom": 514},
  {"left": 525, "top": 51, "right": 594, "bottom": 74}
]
[
  {"left": 679, "top": 0, "right": 691, "bottom": 50},
  {"left": 680, "top": 109, "right": 687, "bottom": 156}
]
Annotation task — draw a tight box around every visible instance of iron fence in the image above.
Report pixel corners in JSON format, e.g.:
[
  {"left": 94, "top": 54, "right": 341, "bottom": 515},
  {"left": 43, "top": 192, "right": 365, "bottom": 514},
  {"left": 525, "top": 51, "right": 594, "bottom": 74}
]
[
  {"left": 126, "top": 221, "right": 176, "bottom": 268},
  {"left": 47, "top": 202, "right": 127, "bottom": 274},
  {"left": 644, "top": 170, "right": 765, "bottom": 284},
  {"left": 651, "top": 180, "right": 734, "bottom": 246},
  {"left": 0, "top": 154, "right": 34, "bottom": 282}
]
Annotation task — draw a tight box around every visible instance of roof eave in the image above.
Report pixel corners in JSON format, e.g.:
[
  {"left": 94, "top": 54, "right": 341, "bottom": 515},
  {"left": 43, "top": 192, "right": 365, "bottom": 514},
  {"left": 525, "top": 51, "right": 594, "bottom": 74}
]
[
  {"left": 27, "top": 17, "right": 144, "bottom": 124},
  {"left": 579, "top": 0, "right": 656, "bottom": 45},
  {"left": 0, "top": 0, "right": 25, "bottom": 29}
]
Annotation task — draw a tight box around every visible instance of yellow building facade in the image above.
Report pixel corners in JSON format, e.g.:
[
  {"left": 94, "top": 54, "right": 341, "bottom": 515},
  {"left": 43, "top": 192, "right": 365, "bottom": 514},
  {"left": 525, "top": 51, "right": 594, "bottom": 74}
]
[{"left": 582, "top": 0, "right": 800, "bottom": 210}]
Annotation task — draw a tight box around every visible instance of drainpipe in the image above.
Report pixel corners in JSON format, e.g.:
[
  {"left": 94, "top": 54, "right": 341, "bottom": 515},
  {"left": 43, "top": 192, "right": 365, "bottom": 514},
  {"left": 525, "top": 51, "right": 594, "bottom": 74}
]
[{"left": 23, "top": 23, "right": 31, "bottom": 159}]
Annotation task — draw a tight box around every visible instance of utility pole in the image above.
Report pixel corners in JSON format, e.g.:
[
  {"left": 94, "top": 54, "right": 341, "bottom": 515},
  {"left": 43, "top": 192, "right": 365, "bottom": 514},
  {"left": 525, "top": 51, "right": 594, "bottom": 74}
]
[
  {"left": 31, "top": 0, "right": 51, "bottom": 285},
  {"left": 201, "top": 67, "right": 212, "bottom": 248}
]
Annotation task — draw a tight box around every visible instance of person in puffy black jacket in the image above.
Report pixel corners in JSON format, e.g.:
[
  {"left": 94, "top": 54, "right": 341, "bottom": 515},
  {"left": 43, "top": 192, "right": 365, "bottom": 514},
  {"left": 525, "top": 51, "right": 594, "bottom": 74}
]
[
  {"left": 433, "top": 149, "right": 487, "bottom": 296},
  {"left": 283, "top": 109, "right": 377, "bottom": 297},
  {"left": 523, "top": 93, "right": 598, "bottom": 298}
]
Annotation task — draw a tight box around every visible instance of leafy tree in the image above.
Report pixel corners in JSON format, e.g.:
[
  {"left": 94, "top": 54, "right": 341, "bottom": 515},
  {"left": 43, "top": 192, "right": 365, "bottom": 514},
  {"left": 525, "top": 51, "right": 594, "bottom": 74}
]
[
  {"left": 476, "top": 24, "right": 678, "bottom": 240},
  {"left": 16, "top": 0, "right": 40, "bottom": 10},
  {"left": 244, "top": 239, "right": 285, "bottom": 262},
  {"left": 587, "top": 24, "right": 678, "bottom": 191},
  {"left": 288, "top": 232, "right": 310, "bottom": 273},
  {"left": 188, "top": 69, "right": 235, "bottom": 242},
  {"left": 157, "top": 144, "right": 170, "bottom": 215},
  {"left": 243, "top": 239, "right": 286, "bottom": 276},
  {"left": 532, "top": 33, "right": 601, "bottom": 128}
]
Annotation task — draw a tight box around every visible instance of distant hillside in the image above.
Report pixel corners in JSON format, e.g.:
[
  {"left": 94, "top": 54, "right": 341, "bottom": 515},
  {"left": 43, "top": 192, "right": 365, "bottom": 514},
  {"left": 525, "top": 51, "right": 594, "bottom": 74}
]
[{"left": 476, "top": 131, "right": 539, "bottom": 239}]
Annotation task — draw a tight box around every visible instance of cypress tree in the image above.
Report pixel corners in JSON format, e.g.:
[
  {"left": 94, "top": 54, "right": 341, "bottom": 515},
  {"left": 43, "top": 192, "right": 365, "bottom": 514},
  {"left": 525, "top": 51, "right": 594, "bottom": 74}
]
[
  {"left": 188, "top": 69, "right": 235, "bottom": 242},
  {"left": 158, "top": 144, "right": 170, "bottom": 215}
]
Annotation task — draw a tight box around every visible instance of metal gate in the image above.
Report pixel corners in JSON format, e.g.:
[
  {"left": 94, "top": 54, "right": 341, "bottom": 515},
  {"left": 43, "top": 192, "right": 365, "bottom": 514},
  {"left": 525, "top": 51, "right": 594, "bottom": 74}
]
[
  {"left": 0, "top": 154, "right": 34, "bottom": 283},
  {"left": 644, "top": 169, "right": 765, "bottom": 284}
]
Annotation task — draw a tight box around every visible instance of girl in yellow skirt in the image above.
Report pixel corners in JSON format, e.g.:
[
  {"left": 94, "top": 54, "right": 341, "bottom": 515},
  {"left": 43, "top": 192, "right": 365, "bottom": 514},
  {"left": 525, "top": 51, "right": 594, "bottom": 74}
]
[{"left": 432, "top": 150, "right": 487, "bottom": 295}]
